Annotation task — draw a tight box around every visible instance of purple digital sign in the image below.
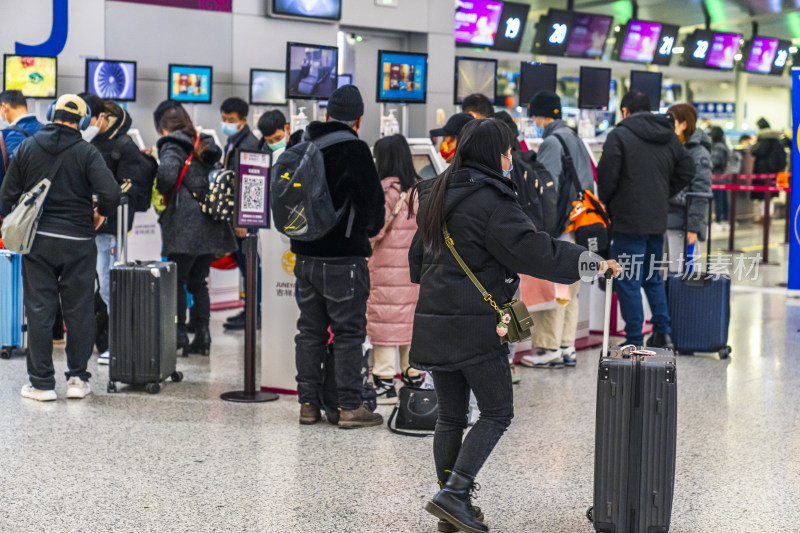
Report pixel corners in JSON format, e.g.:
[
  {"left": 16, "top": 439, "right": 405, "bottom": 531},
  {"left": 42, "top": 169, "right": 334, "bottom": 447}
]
[
  {"left": 236, "top": 151, "right": 271, "bottom": 229},
  {"left": 746, "top": 37, "right": 779, "bottom": 74},
  {"left": 566, "top": 13, "right": 613, "bottom": 58},
  {"left": 620, "top": 21, "right": 662, "bottom": 63},
  {"left": 454, "top": 0, "right": 504, "bottom": 47},
  {"left": 706, "top": 32, "right": 742, "bottom": 69},
  {"left": 109, "top": 0, "right": 232, "bottom": 11}
]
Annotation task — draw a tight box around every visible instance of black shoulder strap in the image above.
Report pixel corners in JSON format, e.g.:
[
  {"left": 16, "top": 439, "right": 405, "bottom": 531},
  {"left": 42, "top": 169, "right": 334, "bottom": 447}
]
[
  {"left": 314, "top": 130, "right": 357, "bottom": 150},
  {"left": 551, "top": 132, "right": 584, "bottom": 198},
  {"left": 7, "top": 125, "right": 32, "bottom": 138},
  {"left": 386, "top": 405, "right": 434, "bottom": 438}
]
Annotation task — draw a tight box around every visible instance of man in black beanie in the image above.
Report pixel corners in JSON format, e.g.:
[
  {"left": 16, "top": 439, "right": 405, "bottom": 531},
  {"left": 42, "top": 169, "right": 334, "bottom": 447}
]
[{"left": 292, "top": 84, "right": 386, "bottom": 428}]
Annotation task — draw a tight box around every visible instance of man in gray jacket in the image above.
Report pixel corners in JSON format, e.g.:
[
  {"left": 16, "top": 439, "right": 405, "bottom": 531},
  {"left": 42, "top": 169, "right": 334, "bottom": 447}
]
[{"left": 520, "top": 90, "right": 595, "bottom": 369}]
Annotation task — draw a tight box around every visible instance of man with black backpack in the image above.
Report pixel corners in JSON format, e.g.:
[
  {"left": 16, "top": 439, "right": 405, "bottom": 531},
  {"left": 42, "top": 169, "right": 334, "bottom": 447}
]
[
  {"left": 274, "top": 85, "right": 385, "bottom": 428},
  {"left": 520, "top": 90, "right": 596, "bottom": 370},
  {"left": 79, "top": 93, "right": 157, "bottom": 364},
  {"left": 0, "top": 90, "right": 44, "bottom": 187}
]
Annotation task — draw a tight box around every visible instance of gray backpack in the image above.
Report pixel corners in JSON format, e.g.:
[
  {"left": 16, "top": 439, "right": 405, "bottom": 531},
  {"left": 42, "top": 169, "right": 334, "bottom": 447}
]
[{"left": 270, "top": 131, "right": 355, "bottom": 241}]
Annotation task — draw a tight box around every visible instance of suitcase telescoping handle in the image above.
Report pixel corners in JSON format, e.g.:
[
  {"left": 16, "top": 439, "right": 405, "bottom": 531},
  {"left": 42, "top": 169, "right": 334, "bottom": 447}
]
[
  {"left": 601, "top": 268, "right": 614, "bottom": 359},
  {"left": 682, "top": 192, "right": 714, "bottom": 275},
  {"left": 114, "top": 196, "right": 129, "bottom": 266}
]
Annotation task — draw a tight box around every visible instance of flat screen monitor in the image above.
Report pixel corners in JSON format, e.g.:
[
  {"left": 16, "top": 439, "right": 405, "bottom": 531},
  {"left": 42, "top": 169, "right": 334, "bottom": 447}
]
[
  {"left": 565, "top": 12, "right": 612, "bottom": 58},
  {"left": 519, "top": 62, "right": 557, "bottom": 107},
  {"left": 286, "top": 42, "right": 338, "bottom": 101},
  {"left": 168, "top": 64, "right": 212, "bottom": 103},
  {"left": 455, "top": 0, "right": 505, "bottom": 48},
  {"left": 85, "top": 59, "right": 137, "bottom": 102},
  {"left": 250, "top": 69, "right": 286, "bottom": 105},
  {"left": 413, "top": 154, "right": 438, "bottom": 179},
  {"left": 682, "top": 29, "right": 716, "bottom": 69},
  {"left": 629, "top": 70, "right": 662, "bottom": 111},
  {"left": 3, "top": 55, "right": 57, "bottom": 99},
  {"left": 532, "top": 9, "right": 573, "bottom": 56},
  {"left": 652, "top": 24, "right": 680, "bottom": 66},
  {"left": 337, "top": 74, "right": 352, "bottom": 88},
  {"left": 578, "top": 66, "right": 611, "bottom": 110},
  {"left": 706, "top": 32, "right": 743, "bottom": 70},
  {"left": 454, "top": 57, "right": 497, "bottom": 105},
  {"left": 377, "top": 51, "right": 428, "bottom": 104},
  {"left": 744, "top": 37, "right": 792, "bottom": 75},
  {"left": 269, "top": 0, "right": 341, "bottom": 21},
  {"left": 618, "top": 20, "right": 662, "bottom": 63},
  {"left": 491, "top": 2, "right": 530, "bottom": 52}
]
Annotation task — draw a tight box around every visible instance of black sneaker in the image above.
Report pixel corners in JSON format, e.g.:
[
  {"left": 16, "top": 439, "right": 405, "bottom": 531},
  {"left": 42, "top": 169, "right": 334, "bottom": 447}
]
[{"left": 373, "top": 376, "right": 398, "bottom": 405}]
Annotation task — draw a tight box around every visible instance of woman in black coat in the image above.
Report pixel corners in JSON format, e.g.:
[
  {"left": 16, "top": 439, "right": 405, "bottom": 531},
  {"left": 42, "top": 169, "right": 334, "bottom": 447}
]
[
  {"left": 411, "top": 119, "right": 620, "bottom": 532},
  {"left": 153, "top": 101, "right": 237, "bottom": 356}
]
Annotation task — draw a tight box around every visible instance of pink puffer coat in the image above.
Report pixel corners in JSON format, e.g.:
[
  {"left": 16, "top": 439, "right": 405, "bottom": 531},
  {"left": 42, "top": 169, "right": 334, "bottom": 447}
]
[{"left": 366, "top": 178, "right": 420, "bottom": 346}]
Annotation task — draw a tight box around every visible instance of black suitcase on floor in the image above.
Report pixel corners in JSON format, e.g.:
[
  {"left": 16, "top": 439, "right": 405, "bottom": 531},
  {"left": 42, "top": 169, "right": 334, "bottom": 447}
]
[
  {"left": 666, "top": 192, "right": 731, "bottom": 359},
  {"left": 589, "top": 273, "right": 677, "bottom": 533},
  {"left": 107, "top": 200, "right": 182, "bottom": 394}
]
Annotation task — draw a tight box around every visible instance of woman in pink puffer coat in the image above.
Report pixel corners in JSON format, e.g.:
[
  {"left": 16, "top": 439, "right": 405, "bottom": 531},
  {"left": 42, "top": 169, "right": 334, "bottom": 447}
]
[{"left": 367, "top": 135, "right": 421, "bottom": 404}]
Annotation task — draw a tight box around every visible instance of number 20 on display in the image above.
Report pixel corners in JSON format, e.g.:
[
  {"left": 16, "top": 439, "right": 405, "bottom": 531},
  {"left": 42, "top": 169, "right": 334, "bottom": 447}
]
[{"left": 549, "top": 23, "right": 568, "bottom": 44}]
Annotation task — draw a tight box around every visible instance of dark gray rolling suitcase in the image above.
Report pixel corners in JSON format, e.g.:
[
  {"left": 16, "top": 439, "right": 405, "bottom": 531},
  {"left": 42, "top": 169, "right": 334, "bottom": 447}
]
[
  {"left": 589, "top": 273, "right": 677, "bottom": 533},
  {"left": 107, "top": 199, "right": 182, "bottom": 394}
]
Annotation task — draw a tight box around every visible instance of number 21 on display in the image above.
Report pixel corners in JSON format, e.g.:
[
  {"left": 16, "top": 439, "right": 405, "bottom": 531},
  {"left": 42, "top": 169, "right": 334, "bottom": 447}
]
[
  {"left": 549, "top": 23, "right": 568, "bottom": 44},
  {"left": 659, "top": 36, "right": 674, "bottom": 56}
]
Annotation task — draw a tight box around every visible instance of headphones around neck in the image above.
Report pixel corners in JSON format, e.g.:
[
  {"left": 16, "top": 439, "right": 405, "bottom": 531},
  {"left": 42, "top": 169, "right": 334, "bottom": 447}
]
[{"left": 46, "top": 97, "right": 92, "bottom": 131}]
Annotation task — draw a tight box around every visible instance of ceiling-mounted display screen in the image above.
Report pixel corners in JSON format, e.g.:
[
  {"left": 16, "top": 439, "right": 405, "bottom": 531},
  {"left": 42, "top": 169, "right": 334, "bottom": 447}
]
[
  {"left": 3, "top": 55, "right": 57, "bottom": 99},
  {"left": 250, "top": 69, "right": 286, "bottom": 105},
  {"left": 519, "top": 62, "right": 557, "bottom": 107},
  {"left": 86, "top": 59, "right": 137, "bottom": 102},
  {"left": 490, "top": 2, "right": 531, "bottom": 52},
  {"left": 682, "top": 29, "right": 743, "bottom": 70},
  {"left": 578, "top": 66, "right": 611, "bottom": 110},
  {"left": 269, "top": 0, "right": 341, "bottom": 21},
  {"left": 454, "top": 56, "right": 497, "bottom": 105},
  {"left": 652, "top": 23, "right": 679, "bottom": 65},
  {"left": 455, "top": 0, "right": 505, "bottom": 47},
  {"left": 168, "top": 64, "right": 212, "bottom": 103},
  {"left": 285, "top": 42, "right": 338, "bottom": 101},
  {"left": 612, "top": 20, "right": 680, "bottom": 66},
  {"left": 743, "top": 36, "right": 792, "bottom": 75},
  {"left": 532, "top": 9, "right": 612, "bottom": 58},
  {"left": 629, "top": 70, "right": 662, "bottom": 111},
  {"left": 565, "top": 12, "right": 613, "bottom": 58},
  {"left": 377, "top": 51, "right": 428, "bottom": 104}
]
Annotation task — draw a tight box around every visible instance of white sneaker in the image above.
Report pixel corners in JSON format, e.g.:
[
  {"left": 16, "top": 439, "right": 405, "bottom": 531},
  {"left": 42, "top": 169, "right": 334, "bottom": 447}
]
[
  {"left": 66, "top": 377, "right": 92, "bottom": 399},
  {"left": 520, "top": 349, "right": 565, "bottom": 369},
  {"left": 98, "top": 351, "right": 110, "bottom": 365},
  {"left": 21, "top": 384, "right": 57, "bottom": 402},
  {"left": 561, "top": 346, "right": 577, "bottom": 367}
]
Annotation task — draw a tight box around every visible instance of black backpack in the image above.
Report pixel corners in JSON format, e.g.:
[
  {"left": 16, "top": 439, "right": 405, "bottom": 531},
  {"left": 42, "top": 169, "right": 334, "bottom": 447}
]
[
  {"left": 110, "top": 135, "right": 157, "bottom": 213},
  {"left": 516, "top": 151, "right": 559, "bottom": 236},
  {"left": 271, "top": 131, "right": 355, "bottom": 241}
]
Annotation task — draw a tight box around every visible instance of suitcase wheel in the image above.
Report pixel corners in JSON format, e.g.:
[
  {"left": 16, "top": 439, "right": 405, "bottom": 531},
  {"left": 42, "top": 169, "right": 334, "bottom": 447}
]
[
  {"left": 586, "top": 506, "right": 593, "bottom": 523},
  {"left": 107, "top": 381, "right": 117, "bottom": 393},
  {"left": 146, "top": 382, "right": 161, "bottom": 394},
  {"left": 170, "top": 371, "right": 183, "bottom": 383},
  {"left": 718, "top": 346, "right": 731, "bottom": 359},
  {"left": 0, "top": 348, "right": 12, "bottom": 360}
]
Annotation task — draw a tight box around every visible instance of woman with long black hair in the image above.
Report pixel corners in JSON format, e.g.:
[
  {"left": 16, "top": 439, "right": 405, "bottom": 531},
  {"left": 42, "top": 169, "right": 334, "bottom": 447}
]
[{"left": 410, "top": 118, "right": 619, "bottom": 532}]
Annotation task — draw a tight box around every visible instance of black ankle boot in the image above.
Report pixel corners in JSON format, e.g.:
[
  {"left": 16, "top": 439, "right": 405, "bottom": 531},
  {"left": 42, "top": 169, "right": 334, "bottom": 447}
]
[
  {"left": 436, "top": 480, "right": 484, "bottom": 533},
  {"left": 188, "top": 325, "right": 211, "bottom": 356},
  {"left": 426, "top": 471, "right": 488, "bottom": 532},
  {"left": 177, "top": 328, "right": 190, "bottom": 358},
  {"left": 647, "top": 332, "right": 674, "bottom": 351}
]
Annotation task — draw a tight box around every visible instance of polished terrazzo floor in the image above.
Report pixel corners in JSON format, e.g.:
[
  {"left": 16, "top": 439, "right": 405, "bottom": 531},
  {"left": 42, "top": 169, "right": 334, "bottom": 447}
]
[{"left": 1, "top": 233, "right": 798, "bottom": 533}]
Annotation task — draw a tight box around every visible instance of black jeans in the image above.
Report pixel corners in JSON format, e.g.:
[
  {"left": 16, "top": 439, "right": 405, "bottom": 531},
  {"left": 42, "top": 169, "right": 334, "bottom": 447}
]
[
  {"left": 294, "top": 255, "right": 369, "bottom": 410},
  {"left": 168, "top": 254, "right": 215, "bottom": 329},
  {"left": 22, "top": 235, "right": 96, "bottom": 389},
  {"left": 432, "top": 354, "right": 514, "bottom": 482}
]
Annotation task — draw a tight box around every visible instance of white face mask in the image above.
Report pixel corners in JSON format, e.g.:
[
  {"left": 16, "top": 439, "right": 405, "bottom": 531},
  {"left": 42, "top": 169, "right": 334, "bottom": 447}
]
[{"left": 82, "top": 125, "right": 100, "bottom": 142}]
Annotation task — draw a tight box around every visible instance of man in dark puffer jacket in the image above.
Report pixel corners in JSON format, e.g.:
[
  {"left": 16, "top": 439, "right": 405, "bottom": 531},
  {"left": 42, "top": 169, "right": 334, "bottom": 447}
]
[{"left": 292, "top": 85, "right": 386, "bottom": 428}]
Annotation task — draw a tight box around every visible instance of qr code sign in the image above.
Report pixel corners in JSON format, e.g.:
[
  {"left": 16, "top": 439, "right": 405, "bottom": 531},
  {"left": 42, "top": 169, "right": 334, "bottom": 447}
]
[{"left": 241, "top": 175, "right": 265, "bottom": 212}]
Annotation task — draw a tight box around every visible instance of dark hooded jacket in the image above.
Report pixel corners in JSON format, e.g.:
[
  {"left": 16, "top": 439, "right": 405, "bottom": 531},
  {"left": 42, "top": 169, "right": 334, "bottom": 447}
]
[
  {"left": 597, "top": 113, "right": 695, "bottom": 235},
  {"left": 156, "top": 130, "right": 237, "bottom": 256},
  {"left": 751, "top": 129, "right": 787, "bottom": 200},
  {"left": 92, "top": 102, "right": 157, "bottom": 235},
  {"left": 668, "top": 129, "right": 712, "bottom": 239},
  {"left": 290, "top": 121, "right": 385, "bottom": 258},
  {"left": 0, "top": 123, "right": 119, "bottom": 238},
  {"left": 408, "top": 167, "right": 587, "bottom": 371}
]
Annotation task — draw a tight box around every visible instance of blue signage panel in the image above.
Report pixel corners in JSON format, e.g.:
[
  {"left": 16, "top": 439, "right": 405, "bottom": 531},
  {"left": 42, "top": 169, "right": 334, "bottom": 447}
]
[{"left": 789, "top": 69, "right": 800, "bottom": 291}]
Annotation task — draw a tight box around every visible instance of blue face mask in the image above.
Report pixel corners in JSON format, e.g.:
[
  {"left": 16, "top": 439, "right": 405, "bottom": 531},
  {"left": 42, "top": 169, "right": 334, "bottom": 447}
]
[
  {"left": 533, "top": 124, "right": 544, "bottom": 138},
  {"left": 502, "top": 159, "right": 514, "bottom": 178},
  {"left": 221, "top": 121, "right": 240, "bottom": 138}
]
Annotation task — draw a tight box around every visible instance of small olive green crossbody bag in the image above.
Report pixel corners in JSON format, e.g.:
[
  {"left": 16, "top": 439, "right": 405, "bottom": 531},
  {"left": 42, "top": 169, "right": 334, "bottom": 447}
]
[{"left": 443, "top": 223, "right": 533, "bottom": 344}]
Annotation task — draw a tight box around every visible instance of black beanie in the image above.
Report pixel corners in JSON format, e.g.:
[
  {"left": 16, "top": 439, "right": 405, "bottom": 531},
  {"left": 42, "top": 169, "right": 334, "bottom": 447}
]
[
  {"left": 528, "top": 90, "right": 562, "bottom": 119},
  {"left": 327, "top": 84, "right": 364, "bottom": 122}
]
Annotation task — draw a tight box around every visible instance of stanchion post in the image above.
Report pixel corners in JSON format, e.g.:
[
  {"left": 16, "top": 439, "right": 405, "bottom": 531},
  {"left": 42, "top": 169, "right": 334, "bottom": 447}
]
[
  {"left": 728, "top": 174, "right": 737, "bottom": 252},
  {"left": 763, "top": 189, "right": 772, "bottom": 264}
]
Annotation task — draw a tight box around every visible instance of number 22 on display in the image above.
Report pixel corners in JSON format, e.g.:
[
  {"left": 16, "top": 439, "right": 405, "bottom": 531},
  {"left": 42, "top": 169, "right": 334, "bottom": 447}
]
[{"left": 693, "top": 40, "right": 709, "bottom": 59}]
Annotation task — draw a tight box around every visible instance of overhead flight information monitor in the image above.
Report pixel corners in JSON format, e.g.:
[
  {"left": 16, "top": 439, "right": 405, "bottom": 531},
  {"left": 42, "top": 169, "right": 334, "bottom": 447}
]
[
  {"left": 85, "top": 59, "right": 137, "bottom": 101},
  {"left": 532, "top": 9, "right": 612, "bottom": 59},
  {"left": 3, "top": 55, "right": 57, "bottom": 99},
  {"left": 269, "top": 0, "right": 341, "bottom": 21},
  {"left": 454, "top": 0, "right": 505, "bottom": 48},
  {"left": 743, "top": 37, "right": 792, "bottom": 75},
  {"left": 490, "top": 2, "right": 531, "bottom": 52},
  {"left": 285, "top": 42, "right": 338, "bottom": 101},
  {"left": 578, "top": 66, "right": 611, "bottom": 110},
  {"left": 519, "top": 62, "right": 557, "bottom": 107},
  {"left": 629, "top": 70, "right": 662, "bottom": 110},
  {"left": 377, "top": 51, "right": 428, "bottom": 103},
  {"left": 682, "top": 30, "right": 743, "bottom": 70},
  {"left": 454, "top": 56, "right": 497, "bottom": 104}
]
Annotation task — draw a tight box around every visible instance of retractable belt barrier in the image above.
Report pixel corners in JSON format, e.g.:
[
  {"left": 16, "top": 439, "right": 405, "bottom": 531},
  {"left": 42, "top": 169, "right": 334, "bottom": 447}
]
[{"left": 711, "top": 173, "right": 792, "bottom": 263}]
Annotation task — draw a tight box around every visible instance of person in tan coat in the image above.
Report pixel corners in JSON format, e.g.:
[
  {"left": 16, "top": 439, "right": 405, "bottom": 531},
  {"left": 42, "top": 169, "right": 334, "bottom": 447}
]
[{"left": 367, "top": 135, "right": 421, "bottom": 403}]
